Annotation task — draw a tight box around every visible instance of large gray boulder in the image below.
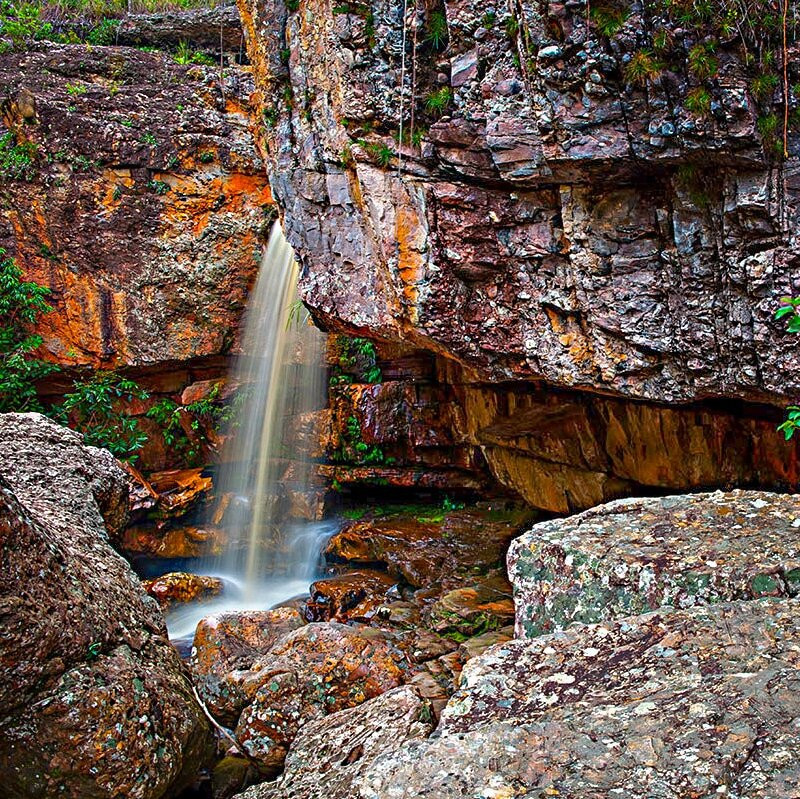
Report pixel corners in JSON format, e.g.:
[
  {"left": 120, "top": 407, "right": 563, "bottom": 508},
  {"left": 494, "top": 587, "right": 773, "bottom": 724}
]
[
  {"left": 0, "top": 413, "right": 213, "bottom": 798},
  {"left": 508, "top": 489, "right": 800, "bottom": 638}
]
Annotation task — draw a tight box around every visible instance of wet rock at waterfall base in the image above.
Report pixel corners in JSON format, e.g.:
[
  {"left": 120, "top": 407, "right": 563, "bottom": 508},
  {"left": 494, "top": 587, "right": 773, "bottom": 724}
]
[
  {"left": 305, "top": 569, "right": 398, "bottom": 622},
  {"left": 191, "top": 608, "right": 305, "bottom": 726},
  {"left": 234, "top": 687, "right": 434, "bottom": 799},
  {"left": 0, "top": 413, "right": 212, "bottom": 798},
  {"left": 142, "top": 571, "right": 224, "bottom": 610},
  {"left": 509, "top": 490, "right": 800, "bottom": 638},
  {"left": 147, "top": 467, "right": 214, "bottom": 518},
  {"left": 325, "top": 506, "right": 532, "bottom": 589},
  {"left": 233, "top": 623, "right": 409, "bottom": 773},
  {"left": 122, "top": 521, "right": 227, "bottom": 559},
  {"left": 425, "top": 572, "right": 516, "bottom": 639}
]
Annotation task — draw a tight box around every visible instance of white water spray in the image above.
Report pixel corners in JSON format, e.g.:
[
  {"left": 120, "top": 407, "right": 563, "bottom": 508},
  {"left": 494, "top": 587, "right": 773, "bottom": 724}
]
[{"left": 164, "top": 222, "right": 330, "bottom": 639}]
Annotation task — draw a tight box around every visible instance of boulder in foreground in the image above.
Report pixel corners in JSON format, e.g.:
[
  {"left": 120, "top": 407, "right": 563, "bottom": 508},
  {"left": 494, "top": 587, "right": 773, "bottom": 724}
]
[{"left": 0, "top": 413, "right": 213, "bottom": 798}]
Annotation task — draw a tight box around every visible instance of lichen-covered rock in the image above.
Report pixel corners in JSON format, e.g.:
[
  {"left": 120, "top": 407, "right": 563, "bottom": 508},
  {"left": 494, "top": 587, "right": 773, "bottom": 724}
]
[
  {"left": 235, "top": 686, "right": 433, "bottom": 799},
  {"left": 0, "top": 413, "right": 213, "bottom": 798},
  {"left": 142, "top": 571, "right": 224, "bottom": 610},
  {"left": 0, "top": 412, "right": 128, "bottom": 543},
  {"left": 360, "top": 600, "right": 800, "bottom": 798},
  {"left": 191, "top": 607, "right": 305, "bottom": 725},
  {"left": 508, "top": 489, "right": 800, "bottom": 638},
  {"left": 234, "top": 622, "right": 410, "bottom": 773}
]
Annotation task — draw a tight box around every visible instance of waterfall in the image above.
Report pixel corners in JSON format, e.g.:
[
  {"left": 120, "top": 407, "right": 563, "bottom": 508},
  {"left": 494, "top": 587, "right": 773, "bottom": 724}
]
[{"left": 164, "top": 222, "right": 330, "bottom": 640}]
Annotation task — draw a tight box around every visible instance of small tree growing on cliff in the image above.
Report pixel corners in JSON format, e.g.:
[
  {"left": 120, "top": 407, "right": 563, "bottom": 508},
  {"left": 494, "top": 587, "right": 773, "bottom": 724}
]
[{"left": 0, "top": 248, "right": 58, "bottom": 412}]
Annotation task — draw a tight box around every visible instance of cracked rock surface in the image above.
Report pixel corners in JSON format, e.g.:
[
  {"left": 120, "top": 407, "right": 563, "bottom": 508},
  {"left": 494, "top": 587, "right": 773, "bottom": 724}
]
[{"left": 240, "top": 0, "right": 800, "bottom": 406}]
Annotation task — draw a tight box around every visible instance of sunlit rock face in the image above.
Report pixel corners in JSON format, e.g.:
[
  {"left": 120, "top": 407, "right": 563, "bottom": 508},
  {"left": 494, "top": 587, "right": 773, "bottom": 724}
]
[
  {"left": 0, "top": 40, "right": 272, "bottom": 369},
  {"left": 239, "top": 0, "right": 800, "bottom": 406}
]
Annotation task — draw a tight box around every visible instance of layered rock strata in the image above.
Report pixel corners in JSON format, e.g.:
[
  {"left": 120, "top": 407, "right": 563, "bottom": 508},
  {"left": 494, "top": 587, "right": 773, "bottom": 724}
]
[{"left": 240, "top": 0, "right": 800, "bottom": 406}]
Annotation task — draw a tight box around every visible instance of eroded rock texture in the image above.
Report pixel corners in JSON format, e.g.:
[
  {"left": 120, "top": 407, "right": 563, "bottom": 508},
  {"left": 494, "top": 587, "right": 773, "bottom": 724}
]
[
  {"left": 0, "top": 413, "right": 212, "bottom": 798},
  {"left": 509, "top": 489, "right": 800, "bottom": 637},
  {"left": 362, "top": 600, "right": 800, "bottom": 798},
  {"left": 0, "top": 41, "right": 271, "bottom": 369},
  {"left": 240, "top": 0, "right": 800, "bottom": 407},
  {"left": 236, "top": 686, "right": 433, "bottom": 799}
]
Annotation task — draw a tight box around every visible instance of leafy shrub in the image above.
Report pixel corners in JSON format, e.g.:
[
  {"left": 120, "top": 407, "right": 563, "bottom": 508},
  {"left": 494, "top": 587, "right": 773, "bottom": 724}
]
[
  {"left": 146, "top": 383, "right": 236, "bottom": 464},
  {"left": 57, "top": 370, "right": 149, "bottom": 461},
  {"left": 174, "top": 39, "right": 215, "bottom": 65},
  {"left": 0, "top": 1, "right": 53, "bottom": 43},
  {"left": 0, "top": 249, "right": 59, "bottom": 412},
  {"left": 0, "top": 132, "right": 37, "bottom": 181},
  {"left": 775, "top": 297, "right": 800, "bottom": 439},
  {"left": 85, "top": 16, "right": 118, "bottom": 44}
]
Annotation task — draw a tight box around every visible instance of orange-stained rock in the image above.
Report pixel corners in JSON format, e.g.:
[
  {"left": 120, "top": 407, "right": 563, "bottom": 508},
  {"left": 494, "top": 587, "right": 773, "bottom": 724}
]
[
  {"left": 180, "top": 379, "right": 224, "bottom": 406},
  {"left": 121, "top": 461, "right": 160, "bottom": 520},
  {"left": 120, "top": 523, "right": 226, "bottom": 559},
  {"left": 148, "top": 468, "right": 213, "bottom": 518},
  {"left": 142, "top": 572, "right": 224, "bottom": 610},
  {"left": 234, "top": 623, "right": 410, "bottom": 772},
  {"left": 0, "top": 43, "right": 270, "bottom": 371},
  {"left": 191, "top": 608, "right": 305, "bottom": 725},
  {"left": 306, "top": 569, "right": 397, "bottom": 622}
]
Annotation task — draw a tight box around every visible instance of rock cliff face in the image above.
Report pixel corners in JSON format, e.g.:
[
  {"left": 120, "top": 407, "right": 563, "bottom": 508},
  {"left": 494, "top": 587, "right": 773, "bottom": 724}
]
[
  {"left": 0, "top": 36, "right": 270, "bottom": 369},
  {"left": 240, "top": 0, "right": 799, "bottom": 406},
  {"left": 237, "top": 0, "right": 800, "bottom": 507}
]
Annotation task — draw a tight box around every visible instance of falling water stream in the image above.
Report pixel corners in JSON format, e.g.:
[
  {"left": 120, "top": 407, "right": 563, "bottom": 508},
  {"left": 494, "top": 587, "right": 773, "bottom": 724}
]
[{"left": 164, "top": 222, "right": 332, "bottom": 640}]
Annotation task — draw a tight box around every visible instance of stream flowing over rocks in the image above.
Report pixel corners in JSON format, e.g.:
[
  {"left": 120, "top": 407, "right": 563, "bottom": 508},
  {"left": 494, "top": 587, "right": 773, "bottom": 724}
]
[{"left": 0, "top": 413, "right": 213, "bottom": 798}]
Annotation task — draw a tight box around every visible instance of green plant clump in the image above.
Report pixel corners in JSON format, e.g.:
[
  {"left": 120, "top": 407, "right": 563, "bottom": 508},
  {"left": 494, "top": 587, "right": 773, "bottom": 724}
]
[
  {"left": 424, "top": 86, "right": 452, "bottom": 116},
  {"left": 0, "top": 249, "right": 59, "bottom": 412},
  {"left": 331, "top": 413, "right": 393, "bottom": 466},
  {"left": 425, "top": 9, "right": 448, "bottom": 50},
  {"left": 57, "top": 370, "right": 149, "bottom": 461},
  {"left": 0, "top": 132, "right": 37, "bottom": 181},
  {"left": 775, "top": 296, "right": 800, "bottom": 439},
  {"left": 147, "top": 179, "right": 170, "bottom": 194},
  {"left": 146, "top": 383, "right": 229, "bottom": 465},
  {"left": 329, "top": 335, "right": 381, "bottom": 386}
]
